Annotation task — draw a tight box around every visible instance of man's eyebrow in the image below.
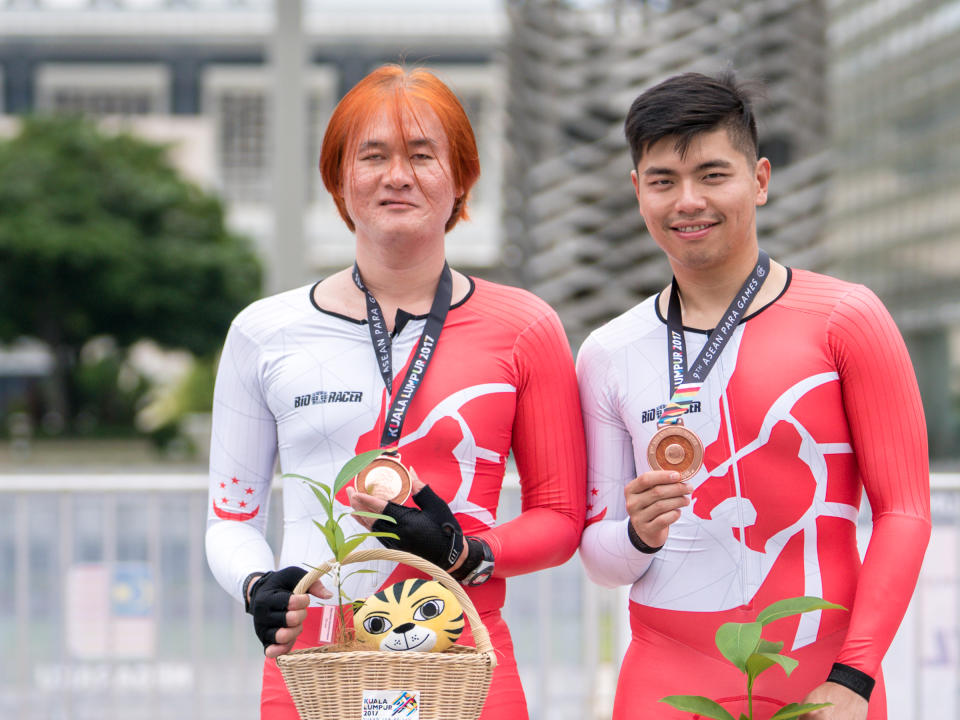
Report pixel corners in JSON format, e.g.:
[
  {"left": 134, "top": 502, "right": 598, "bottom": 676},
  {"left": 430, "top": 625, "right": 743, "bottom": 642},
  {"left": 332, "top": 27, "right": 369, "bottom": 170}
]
[
  {"left": 358, "top": 140, "right": 387, "bottom": 152},
  {"left": 408, "top": 137, "right": 437, "bottom": 149},
  {"left": 695, "top": 159, "right": 734, "bottom": 171},
  {"left": 642, "top": 159, "right": 734, "bottom": 175},
  {"left": 358, "top": 137, "right": 437, "bottom": 151}
]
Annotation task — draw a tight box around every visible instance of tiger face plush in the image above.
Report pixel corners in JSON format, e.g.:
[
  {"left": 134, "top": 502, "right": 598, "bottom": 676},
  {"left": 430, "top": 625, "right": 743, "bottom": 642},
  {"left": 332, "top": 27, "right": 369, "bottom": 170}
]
[{"left": 353, "top": 578, "right": 464, "bottom": 653}]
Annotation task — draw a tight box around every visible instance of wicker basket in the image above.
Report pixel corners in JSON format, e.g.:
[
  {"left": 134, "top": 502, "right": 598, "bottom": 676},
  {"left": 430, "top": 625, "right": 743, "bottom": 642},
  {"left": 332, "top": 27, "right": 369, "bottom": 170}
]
[{"left": 276, "top": 548, "right": 497, "bottom": 720}]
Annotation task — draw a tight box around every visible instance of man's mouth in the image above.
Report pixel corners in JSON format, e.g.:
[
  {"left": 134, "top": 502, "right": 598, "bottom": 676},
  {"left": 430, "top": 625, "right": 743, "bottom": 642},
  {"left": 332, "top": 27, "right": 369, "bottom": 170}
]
[{"left": 672, "top": 221, "right": 717, "bottom": 232}]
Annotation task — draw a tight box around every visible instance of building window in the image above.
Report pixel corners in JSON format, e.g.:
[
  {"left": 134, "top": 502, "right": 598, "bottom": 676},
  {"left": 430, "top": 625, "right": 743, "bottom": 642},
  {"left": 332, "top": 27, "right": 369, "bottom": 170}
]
[
  {"left": 35, "top": 64, "right": 169, "bottom": 116},
  {"left": 202, "top": 64, "right": 337, "bottom": 206}
]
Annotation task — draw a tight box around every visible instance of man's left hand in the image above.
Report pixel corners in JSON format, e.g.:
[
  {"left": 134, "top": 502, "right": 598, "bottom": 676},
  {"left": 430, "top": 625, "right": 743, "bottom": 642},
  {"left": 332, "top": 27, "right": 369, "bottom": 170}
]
[
  {"left": 798, "top": 683, "right": 868, "bottom": 720},
  {"left": 347, "top": 468, "right": 468, "bottom": 574}
]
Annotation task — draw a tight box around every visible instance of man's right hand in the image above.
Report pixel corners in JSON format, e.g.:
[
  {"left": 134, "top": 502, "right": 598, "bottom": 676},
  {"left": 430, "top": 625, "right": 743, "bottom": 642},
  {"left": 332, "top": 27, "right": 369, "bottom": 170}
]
[
  {"left": 247, "top": 567, "right": 332, "bottom": 658},
  {"left": 624, "top": 470, "right": 693, "bottom": 550}
]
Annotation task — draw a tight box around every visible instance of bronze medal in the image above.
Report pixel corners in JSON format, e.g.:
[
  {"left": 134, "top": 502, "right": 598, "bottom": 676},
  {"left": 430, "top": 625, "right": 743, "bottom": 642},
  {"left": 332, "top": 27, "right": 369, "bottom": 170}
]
[
  {"left": 355, "top": 454, "right": 412, "bottom": 504},
  {"left": 647, "top": 424, "right": 704, "bottom": 480}
]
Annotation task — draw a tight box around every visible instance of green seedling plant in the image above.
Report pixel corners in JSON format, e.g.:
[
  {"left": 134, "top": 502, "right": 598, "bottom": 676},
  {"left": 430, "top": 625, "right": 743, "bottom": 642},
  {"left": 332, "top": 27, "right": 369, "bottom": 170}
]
[
  {"left": 282, "top": 448, "right": 399, "bottom": 644},
  {"left": 660, "top": 596, "right": 846, "bottom": 720}
]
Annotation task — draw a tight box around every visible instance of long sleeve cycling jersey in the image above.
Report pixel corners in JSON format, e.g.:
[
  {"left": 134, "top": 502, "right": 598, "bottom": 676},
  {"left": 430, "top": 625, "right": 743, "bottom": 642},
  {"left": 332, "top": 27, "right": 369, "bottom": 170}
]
[
  {"left": 577, "top": 269, "right": 930, "bottom": 719},
  {"left": 206, "top": 275, "right": 586, "bottom": 719}
]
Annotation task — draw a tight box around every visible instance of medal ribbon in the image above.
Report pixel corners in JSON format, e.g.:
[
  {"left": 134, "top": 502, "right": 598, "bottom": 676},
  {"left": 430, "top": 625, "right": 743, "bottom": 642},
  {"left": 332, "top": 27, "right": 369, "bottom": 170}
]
[
  {"left": 353, "top": 261, "right": 453, "bottom": 446},
  {"left": 660, "top": 250, "right": 770, "bottom": 427}
]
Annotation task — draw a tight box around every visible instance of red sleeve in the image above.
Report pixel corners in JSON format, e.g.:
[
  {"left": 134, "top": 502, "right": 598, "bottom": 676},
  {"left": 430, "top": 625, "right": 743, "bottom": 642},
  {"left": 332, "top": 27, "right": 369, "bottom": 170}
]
[
  {"left": 476, "top": 310, "right": 587, "bottom": 577},
  {"left": 828, "top": 284, "right": 931, "bottom": 676}
]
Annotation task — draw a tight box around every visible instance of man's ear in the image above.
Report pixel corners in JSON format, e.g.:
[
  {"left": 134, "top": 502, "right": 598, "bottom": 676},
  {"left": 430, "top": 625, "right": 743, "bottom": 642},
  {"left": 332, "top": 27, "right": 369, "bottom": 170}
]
[
  {"left": 755, "top": 157, "right": 771, "bottom": 207},
  {"left": 630, "top": 169, "right": 641, "bottom": 200}
]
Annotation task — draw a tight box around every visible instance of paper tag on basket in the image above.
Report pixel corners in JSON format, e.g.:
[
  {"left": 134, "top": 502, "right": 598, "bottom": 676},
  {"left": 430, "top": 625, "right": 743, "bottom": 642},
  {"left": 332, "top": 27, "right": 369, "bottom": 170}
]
[
  {"left": 318, "top": 605, "right": 336, "bottom": 644},
  {"left": 361, "top": 690, "right": 420, "bottom": 719}
]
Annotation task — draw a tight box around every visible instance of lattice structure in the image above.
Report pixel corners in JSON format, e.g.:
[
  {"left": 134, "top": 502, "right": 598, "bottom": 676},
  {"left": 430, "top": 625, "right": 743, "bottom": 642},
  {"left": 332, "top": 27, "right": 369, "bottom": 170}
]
[{"left": 502, "top": 0, "right": 830, "bottom": 347}]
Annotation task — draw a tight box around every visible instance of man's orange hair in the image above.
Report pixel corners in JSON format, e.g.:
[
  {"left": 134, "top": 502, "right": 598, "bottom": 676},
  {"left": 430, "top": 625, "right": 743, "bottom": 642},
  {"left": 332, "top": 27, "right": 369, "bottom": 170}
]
[{"left": 319, "top": 64, "right": 480, "bottom": 233}]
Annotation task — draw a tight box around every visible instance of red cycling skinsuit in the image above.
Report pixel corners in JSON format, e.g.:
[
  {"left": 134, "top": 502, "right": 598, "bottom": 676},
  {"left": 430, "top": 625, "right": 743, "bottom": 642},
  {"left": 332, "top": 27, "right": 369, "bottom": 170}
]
[
  {"left": 576, "top": 269, "right": 930, "bottom": 720},
  {"left": 205, "top": 276, "right": 586, "bottom": 720}
]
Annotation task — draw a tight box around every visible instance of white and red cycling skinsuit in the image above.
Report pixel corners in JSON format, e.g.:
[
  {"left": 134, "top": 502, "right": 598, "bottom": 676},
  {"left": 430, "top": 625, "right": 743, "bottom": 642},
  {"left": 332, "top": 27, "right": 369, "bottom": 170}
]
[
  {"left": 205, "top": 276, "right": 586, "bottom": 720},
  {"left": 576, "top": 269, "right": 930, "bottom": 720}
]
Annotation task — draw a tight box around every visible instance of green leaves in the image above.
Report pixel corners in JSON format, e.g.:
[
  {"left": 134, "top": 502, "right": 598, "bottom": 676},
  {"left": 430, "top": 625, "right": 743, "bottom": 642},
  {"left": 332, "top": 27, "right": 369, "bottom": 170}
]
[
  {"left": 335, "top": 448, "right": 389, "bottom": 495},
  {"left": 769, "top": 703, "right": 832, "bottom": 719},
  {"left": 756, "top": 597, "right": 846, "bottom": 626},
  {"left": 662, "top": 596, "right": 847, "bottom": 719},
  {"left": 716, "top": 621, "right": 762, "bottom": 672},
  {"left": 660, "top": 696, "right": 736, "bottom": 720}
]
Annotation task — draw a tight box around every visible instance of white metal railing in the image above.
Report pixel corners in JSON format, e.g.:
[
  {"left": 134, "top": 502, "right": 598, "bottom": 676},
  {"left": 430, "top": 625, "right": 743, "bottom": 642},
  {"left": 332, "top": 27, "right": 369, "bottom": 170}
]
[{"left": 0, "top": 473, "right": 957, "bottom": 720}]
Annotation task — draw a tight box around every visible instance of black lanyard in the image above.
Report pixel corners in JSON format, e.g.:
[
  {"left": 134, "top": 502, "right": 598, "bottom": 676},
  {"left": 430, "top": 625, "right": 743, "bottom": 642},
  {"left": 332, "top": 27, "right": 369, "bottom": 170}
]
[
  {"left": 353, "top": 261, "right": 453, "bottom": 446},
  {"left": 660, "top": 250, "right": 770, "bottom": 424}
]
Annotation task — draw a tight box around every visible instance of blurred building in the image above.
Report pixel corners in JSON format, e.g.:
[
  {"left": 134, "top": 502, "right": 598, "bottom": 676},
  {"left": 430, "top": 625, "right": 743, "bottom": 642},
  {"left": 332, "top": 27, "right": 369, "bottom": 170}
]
[
  {"left": 501, "top": 0, "right": 831, "bottom": 347},
  {"left": 825, "top": 0, "right": 960, "bottom": 464},
  {"left": 0, "top": 0, "right": 508, "bottom": 293}
]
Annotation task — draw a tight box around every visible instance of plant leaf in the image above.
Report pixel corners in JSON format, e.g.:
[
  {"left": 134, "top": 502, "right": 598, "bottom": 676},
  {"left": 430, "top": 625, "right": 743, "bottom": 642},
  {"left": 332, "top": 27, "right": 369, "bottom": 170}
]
[
  {"left": 334, "top": 448, "right": 387, "bottom": 495},
  {"left": 745, "top": 639, "right": 786, "bottom": 684},
  {"left": 343, "top": 568, "right": 377, "bottom": 579},
  {"left": 757, "top": 639, "right": 783, "bottom": 654},
  {"left": 308, "top": 484, "right": 333, "bottom": 518},
  {"left": 715, "top": 621, "right": 762, "bottom": 673},
  {"left": 281, "top": 472, "right": 319, "bottom": 484},
  {"left": 366, "top": 531, "right": 400, "bottom": 541},
  {"left": 756, "top": 652, "right": 799, "bottom": 678},
  {"left": 756, "top": 596, "right": 846, "bottom": 626},
  {"left": 313, "top": 520, "right": 337, "bottom": 551},
  {"left": 770, "top": 702, "right": 832, "bottom": 719},
  {"left": 350, "top": 510, "right": 397, "bottom": 523},
  {"left": 340, "top": 535, "right": 371, "bottom": 558},
  {"left": 659, "top": 696, "right": 736, "bottom": 720},
  {"left": 331, "top": 521, "right": 346, "bottom": 559},
  {"left": 745, "top": 652, "right": 777, "bottom": 684}
]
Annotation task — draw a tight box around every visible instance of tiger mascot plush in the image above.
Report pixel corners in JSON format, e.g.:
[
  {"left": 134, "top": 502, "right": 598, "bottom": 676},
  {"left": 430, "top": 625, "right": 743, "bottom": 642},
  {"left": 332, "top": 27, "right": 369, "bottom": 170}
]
[{"left": 353, "top": 578, "right": 465, "bottom": 652}]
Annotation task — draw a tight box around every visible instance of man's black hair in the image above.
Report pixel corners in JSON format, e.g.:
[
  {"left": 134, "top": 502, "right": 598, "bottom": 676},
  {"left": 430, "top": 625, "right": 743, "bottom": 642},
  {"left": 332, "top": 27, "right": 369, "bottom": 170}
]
[{"left": 624, "top": 71, "right": 760, "bottom": 167}]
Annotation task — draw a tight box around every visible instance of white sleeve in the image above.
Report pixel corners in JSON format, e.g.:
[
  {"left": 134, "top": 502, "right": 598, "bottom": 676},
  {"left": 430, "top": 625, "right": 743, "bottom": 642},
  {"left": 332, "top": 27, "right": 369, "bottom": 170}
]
[
  {"left": 205, "top": 320, "right": 279, "bottom": 603},
  {"left": 576, "top": 334, "right": 656, "bottom": 587}
]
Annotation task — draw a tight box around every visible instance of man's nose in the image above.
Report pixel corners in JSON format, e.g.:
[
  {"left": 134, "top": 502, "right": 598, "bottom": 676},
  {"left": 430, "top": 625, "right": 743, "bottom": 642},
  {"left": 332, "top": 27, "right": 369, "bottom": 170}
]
[
  {"left": 385, "top": 155, "right": 413, "bottom": 188},
  {"left": 675, "top": 180, "right": 707, "bottom": 214}
]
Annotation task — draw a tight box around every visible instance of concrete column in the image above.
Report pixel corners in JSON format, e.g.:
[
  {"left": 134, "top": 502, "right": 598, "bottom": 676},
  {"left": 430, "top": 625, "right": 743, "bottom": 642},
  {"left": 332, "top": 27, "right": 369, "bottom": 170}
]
[{"left": 269, "top": 0, "right": 308, "bottom": 294}]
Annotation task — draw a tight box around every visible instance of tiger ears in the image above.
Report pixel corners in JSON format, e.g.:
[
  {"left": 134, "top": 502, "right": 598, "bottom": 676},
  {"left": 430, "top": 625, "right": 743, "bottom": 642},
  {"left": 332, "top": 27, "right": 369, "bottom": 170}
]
[{"left": 352, "top": 599, "right": 366, "bottom": 614}]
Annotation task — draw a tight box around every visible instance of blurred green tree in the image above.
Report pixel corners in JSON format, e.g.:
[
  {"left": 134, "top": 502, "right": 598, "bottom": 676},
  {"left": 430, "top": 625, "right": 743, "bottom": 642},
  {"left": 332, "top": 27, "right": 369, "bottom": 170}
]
[{"left": 0, "top": 114, "right": 262, "bottom": 428}]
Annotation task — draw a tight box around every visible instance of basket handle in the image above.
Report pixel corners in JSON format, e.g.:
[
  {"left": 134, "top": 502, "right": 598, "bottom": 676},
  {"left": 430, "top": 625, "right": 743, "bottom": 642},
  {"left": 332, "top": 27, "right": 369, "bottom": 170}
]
[{"left": 293, "top": 548, "right": 496, "bottom": 659}]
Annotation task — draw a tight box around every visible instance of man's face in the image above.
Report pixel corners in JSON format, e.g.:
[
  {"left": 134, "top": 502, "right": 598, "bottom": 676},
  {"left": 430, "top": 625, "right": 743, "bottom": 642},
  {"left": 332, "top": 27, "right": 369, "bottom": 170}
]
[
  {"left": 630, "top": 127, "right": 770, "bottom": 274},
  {"left": 342, "top": 102, "right": 459, "bottom": 245}
]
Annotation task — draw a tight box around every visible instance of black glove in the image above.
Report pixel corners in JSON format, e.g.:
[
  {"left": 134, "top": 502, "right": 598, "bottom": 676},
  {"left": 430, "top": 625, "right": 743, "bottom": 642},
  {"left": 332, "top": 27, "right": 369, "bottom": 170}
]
[
  {"left": 372, "top": 484, "right": 464, "bottom": 570},
  {"left": 246, "top": 566, "right": 307, "bottom": 649}
]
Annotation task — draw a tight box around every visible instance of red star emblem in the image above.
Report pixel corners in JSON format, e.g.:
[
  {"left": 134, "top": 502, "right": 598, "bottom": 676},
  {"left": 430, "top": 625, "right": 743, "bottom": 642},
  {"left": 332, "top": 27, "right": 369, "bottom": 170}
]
[
  {"left": 586, "top": 503, "right": 593, "bottom": 511},
  {"left": 219, "top": 482, "right": 225, "bottom": 489},
  {"left": 591, "top": 488, "right": 599, "bottom": 496},
  {"left": 245, "top": 487, "right": 254, "bottom": 495},
  {"left": 221, "top": 497, "right": 229, "bottom": 504},
  {"left": 231, "top": 477, "right": 240, "bottom": 485},
  {"left": 239, "top": 501, "right": 247, "bottom": 508}
]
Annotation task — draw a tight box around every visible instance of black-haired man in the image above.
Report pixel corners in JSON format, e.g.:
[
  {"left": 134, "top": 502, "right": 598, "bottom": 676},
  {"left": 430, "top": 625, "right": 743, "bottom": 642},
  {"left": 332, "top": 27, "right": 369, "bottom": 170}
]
[{"left": 577, "top": 71, "right": 930, "bottom": 720}]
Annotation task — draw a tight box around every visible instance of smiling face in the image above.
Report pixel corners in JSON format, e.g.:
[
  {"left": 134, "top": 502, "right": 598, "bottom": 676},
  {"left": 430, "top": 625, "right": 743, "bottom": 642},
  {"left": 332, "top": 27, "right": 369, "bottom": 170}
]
[
  {"left": 630, "top": 127, "right": 770, "bottom": 276},
  {"left": 341, "top": 102, "right": 460, "bottom": 247}
]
